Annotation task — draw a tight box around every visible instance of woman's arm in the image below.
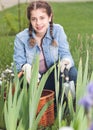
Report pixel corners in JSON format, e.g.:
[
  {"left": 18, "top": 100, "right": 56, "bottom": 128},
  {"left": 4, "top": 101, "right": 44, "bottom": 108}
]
[{"left": 13, "top": 35, "right": 27, "bottom": 72}]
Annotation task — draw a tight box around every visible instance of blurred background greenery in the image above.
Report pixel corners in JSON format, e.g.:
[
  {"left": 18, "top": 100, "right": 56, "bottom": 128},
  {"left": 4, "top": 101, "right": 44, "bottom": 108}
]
[{"left": 0, "top": 1, "right": 93, "bottom": 74}]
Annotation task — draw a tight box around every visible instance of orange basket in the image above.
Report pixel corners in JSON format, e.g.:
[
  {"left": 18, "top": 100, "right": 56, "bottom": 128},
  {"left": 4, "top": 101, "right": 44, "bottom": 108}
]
[{"left": 37, "top": 89, "right": 55, "bottom": 127}]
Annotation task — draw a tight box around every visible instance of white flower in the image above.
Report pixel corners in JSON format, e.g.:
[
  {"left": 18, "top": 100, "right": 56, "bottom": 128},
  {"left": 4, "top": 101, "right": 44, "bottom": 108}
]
[
  {"left": 11, "top": 73, "right": 14, "bottom": 77},
  {"left": 5, "top": 68, "right": 12, "bottom": 73},
  {"left": 59, "top": 127, "right": 74, "bottom": 130},
  {"left": 0, "top": 80, "right": 2, "bottom": 86}
]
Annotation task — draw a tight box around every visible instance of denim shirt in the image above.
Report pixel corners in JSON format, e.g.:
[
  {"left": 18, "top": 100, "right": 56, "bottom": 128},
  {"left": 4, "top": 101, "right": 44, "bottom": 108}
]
[{"left": 13, "top": 23, "right": 74, "bottom": 72}]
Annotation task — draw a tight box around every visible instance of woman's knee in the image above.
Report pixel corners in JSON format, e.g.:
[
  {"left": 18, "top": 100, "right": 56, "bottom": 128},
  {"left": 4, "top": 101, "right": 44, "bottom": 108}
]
[{"left": 69, "top": 66, "right": 77, "bottom": 83}]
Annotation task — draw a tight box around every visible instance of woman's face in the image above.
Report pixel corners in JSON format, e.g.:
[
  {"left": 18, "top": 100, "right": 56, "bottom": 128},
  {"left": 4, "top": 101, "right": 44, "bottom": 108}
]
[{"left": 30, "top": 8, "right": 52, "bottom": 36}]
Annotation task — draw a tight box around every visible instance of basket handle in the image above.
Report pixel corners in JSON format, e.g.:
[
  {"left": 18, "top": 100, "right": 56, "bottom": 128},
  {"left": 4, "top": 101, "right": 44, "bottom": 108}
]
[{"left": 18, "top": 71, "right": 23, "bottom": 78}]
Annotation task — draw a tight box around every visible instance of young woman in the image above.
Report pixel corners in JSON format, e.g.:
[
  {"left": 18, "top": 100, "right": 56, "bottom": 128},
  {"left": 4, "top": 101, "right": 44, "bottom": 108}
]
[{"left": 13, "top": 1, "right": 77, "bottom": 93}]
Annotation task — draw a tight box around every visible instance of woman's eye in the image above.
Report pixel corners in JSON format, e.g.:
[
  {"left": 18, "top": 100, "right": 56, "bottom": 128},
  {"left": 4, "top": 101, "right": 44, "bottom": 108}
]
[
  {"left": 31, "top": 16, "right": 45, "bottom": 21},
  {"left": 40, "top": 17, "right": 45, "bottom": 20},
  {"left": 31, "top": 18, "right": 36, "bottom": 21}
]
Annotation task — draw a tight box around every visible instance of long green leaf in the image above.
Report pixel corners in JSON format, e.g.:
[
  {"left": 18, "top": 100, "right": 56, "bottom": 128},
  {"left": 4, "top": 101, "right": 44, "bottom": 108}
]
[
  {"left": 33, "top": 99, "right": 54, "bottom": 130},
  {"left": 82, "top": 50, "right": 89, "bottom": 92},
  {"left": 29, "top": 61, "right": 55, "bottom": 129},
  {"left": 76, "top": 58, "right": 83, "bottom": 112}
]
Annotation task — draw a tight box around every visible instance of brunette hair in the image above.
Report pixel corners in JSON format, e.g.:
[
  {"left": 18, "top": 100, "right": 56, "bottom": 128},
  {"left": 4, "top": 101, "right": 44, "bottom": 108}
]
[{"left": 27, "top": 0, "right": 57, "bottom": 47}]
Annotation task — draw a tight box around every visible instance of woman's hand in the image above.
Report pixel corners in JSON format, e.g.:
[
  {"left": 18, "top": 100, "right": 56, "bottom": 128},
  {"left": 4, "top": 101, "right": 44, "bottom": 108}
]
[
  {"left": 22, "top": 63, "right": 32, "bottom": 84},
  {"left": 60, "top": 58, "right": 72, "bottom": 73},
  {"left": 22, "top": 63, "right": 41, "bottom": 84}
]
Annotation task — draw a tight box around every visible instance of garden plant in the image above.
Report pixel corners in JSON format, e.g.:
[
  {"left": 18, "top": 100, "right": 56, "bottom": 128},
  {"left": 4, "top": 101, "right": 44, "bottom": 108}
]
[
  {"left": 0, "top": 51, "right": 93, "bottom": 130},
  {"left": 3, "top": 55, "right": 55, "bottom": 130},
  {"left": 0, "top": 1, "right": 93, "bottom": 130}
]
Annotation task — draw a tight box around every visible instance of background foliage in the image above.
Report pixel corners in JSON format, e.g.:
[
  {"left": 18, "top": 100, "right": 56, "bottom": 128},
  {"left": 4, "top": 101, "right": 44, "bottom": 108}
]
[
  {"left": 0, "top": 1, "right": 93, "bottom": 74},
  {"left": 0, "top": 1, "right": 93, "bottom": 130}
]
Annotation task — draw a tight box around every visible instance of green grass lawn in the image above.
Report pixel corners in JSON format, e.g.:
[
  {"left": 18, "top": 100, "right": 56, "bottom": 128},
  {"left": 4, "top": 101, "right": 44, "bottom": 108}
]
[
  {"left": 0, "top": 1, "right": 93, "bottom": 72},
  {"left": 0, "top": 36, "right": 14, "bottom": 73},
  {"left": 52, "top": 2, "right": 93, "bottom": 35}
]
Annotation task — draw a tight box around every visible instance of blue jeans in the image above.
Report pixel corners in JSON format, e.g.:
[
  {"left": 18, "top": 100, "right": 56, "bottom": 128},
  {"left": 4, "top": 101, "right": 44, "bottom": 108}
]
[
  {"left": 44, "top": 66, "right": 77, "bottom": 112},
  {"left": 44, "top": 66, "right": 77, "bottom": 92}
]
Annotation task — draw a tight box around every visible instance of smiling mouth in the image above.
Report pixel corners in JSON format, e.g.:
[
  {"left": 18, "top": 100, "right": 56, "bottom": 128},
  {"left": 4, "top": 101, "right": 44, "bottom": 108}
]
[{"left": 36, "top": 26, "right": 44, "bottom": 30}]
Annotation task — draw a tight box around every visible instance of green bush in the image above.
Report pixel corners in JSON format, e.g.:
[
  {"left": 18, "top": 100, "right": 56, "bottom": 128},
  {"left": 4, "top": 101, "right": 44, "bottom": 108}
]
[{"left": 4, "top": 13, "right": 19, "bottom": 35}]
